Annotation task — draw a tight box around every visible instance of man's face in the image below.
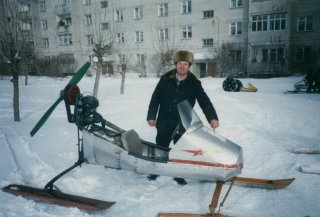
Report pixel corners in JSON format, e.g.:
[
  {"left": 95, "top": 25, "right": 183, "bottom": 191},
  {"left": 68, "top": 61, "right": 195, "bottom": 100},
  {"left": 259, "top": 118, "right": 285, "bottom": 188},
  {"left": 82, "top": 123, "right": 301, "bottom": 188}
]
[{"left": 176, "top": 61, "right": 190, "bottom": 76}]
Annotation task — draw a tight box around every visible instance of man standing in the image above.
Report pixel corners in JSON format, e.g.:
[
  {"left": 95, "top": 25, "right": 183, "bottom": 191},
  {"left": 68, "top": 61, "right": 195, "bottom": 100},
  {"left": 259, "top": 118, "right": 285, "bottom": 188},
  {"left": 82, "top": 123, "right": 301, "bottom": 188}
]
[{"left": 146, "top": 50, "right": 219, "bottom": 185}]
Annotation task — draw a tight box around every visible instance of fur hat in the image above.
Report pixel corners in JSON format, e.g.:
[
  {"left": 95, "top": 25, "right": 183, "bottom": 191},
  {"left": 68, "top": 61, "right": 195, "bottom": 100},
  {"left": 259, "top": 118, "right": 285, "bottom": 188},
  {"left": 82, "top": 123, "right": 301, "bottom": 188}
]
[{"left": 173, "top": 50, "right": 194, "bottom": 65}]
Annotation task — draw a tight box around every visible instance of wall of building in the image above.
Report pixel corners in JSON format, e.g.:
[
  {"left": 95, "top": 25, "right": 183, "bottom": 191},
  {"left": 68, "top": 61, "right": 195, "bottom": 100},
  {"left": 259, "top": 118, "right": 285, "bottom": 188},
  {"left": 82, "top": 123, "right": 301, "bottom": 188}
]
[{"left": 28, "top": 0, "right": 320, "bottom": 77}]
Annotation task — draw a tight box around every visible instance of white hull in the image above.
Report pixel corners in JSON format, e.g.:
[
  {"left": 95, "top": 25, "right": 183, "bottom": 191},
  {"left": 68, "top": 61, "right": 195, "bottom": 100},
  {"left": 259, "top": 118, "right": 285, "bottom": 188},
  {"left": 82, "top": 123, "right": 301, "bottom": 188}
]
[
  {"left": 82, "top": 100, "right": 243, "bottom": 182},
  {"left": 82, "top": 126, "right": 242, "bottom": 181}
]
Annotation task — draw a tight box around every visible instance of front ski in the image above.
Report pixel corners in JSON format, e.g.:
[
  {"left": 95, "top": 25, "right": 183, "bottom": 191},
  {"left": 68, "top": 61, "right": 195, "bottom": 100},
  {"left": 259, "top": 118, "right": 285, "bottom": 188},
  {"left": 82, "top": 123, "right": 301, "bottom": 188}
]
[
  {"left": 231, "top": 177, "right": 295, "bottom": 189},
  {"left": 2, "top": 184, "right": 115, "bottom": 211},
  {"left": 292, "top": 148, "right": 320, "bottom": 154}
]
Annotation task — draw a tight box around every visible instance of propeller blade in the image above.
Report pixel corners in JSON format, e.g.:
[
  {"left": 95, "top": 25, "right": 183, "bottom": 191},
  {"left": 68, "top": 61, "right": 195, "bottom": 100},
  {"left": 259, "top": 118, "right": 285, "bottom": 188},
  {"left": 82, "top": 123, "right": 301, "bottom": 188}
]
[
  {"left": 67, "top": 62, "right": 91, "bottom": 86},
  {"left": 30, "top": 62, "right": 91, "bottom": 137},
  {"left": 30, "top": 95, "right": 63, "bottom": 137}
]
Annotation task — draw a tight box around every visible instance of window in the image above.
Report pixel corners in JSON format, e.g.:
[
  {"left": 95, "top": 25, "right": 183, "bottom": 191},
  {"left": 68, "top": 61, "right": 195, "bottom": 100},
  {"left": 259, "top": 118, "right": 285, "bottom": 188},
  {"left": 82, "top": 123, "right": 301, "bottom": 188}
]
[
  {"left": 86, "top": 34, "right": 94, "bottom": 45},
  {"left": 203, "top": 38, "right": 213, "bottom": 47},
  {"left": 230, "top": 22, "right": 242, "bottom": 35},
  {"left": 181, "top": 0, "right": 192, "bottom": 14},
  {"left": 40, "top": 1, "right": 46, "bottom": 12},
  {"left": 262, "top": 49, "right": 268, "bottom": 62},
  {"left": 159, "top": 28, "right": 168, "bottom": 40},
  {"left": 203, "top": 10, "right": 214, "bottom": 19},
  {"left": 230, "top": 50, "right": 242, "bottom": 63},
  {"left": 102, "top": 22, "right": 109, "bottom": 30},
  {"left": 42, "top": 38, "right": 49, "bottom": 48},
  {"left": 83, "top": 0, "right": 91, "bottom": 5},
  {"left": 65, "top": 17, "right": 72, "bottom": 25},
  {"left": 297, "top": 16, "right": 313, "bottom": 31},
  {"left": 41, "top": 20, "right": 47, "bottom": 30},
  {"left": 21, "top": 21, "right": 32, "bottom": 30},
  {"left": 296, "top": 46, "right": 311, "bottom": 62},
  {"left": 252, "top": 13, "right": 287, "bottom": 32},
  {"left": 137, "top": 54, "right": 145, "bottom": 64},
  {"left": 262, "top": 48, "right": 284, "bottom": 62},
  {"left": 134, "top": 7, "right": 143, "bottom": 19},
  {"left": 101, "top": 1, "right": 108, "bottom": 8},
  {"left": 85, "top": 14, "right": 92, "bottom": 26},
  {"left": 118, "top": 54, "right": 126, "bottom": 64},
  {"left": 59, "top": 53, "right": 75, "bottom": 64},
  {"left": 44, "top": 56, "right": 50, "bottom": 63},
  {"left": 54, "top": 0, "right": 70, "bottom": 6},
  {"left": 270, "top": 48, "right": 284, "bottom": 62},
  {"left": 55, "top": 0, "right": 70, "bottom": 6},
  {"left": 230, "top": 0, "right": 242, "bottom": 8},
  {"left": 117, "top": 32, "right": 124, "bottom": 43},
  {"left": 270, "top": 13, "right": 286, "bottom": 30},
  {"left": 158, "top": 3, "right": 168, "bottom": 17},
  {"left": 182, "top": 26, "right": 192, "bottom": 39},
  {"left": 58, "top": 33, "right": 72, "bottom": 45},
  {"left": 252, "top": 15, "right": 268, "bottom": 31},
  {"left": 115, "top": 10, "right": 123, "bottom": 21},
  {"left": 135, "top": 31, "right": 144, "bottom": 42},
  {"left": 27, "top": 39, "right": 34, "bottom": 47}
]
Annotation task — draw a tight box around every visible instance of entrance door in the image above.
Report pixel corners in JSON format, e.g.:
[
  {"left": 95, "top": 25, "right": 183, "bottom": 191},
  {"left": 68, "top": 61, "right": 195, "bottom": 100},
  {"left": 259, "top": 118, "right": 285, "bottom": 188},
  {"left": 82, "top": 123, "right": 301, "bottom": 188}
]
[
  {"left": 207, "top": 62, "right": 217, "bottom": 77},
  {"left": 199, "top": 63, "right": 206, "bottom": 78}
]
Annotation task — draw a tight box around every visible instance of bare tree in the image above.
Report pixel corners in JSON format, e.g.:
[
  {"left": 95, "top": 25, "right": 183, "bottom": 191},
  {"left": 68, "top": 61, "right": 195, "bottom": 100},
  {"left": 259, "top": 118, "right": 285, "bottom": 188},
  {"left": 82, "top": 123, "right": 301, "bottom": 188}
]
[
  {"left": 0, "top": 0, "right": 34, "bottom": 121},
  {"left": 82, "top": 0, "right": 118, "bottom": 97},
  {"left": 149, "top": 10, "right": 184, "bottom": 77},
  {"left": 217, "top": 42, "right": 245, "bottom": 77}
]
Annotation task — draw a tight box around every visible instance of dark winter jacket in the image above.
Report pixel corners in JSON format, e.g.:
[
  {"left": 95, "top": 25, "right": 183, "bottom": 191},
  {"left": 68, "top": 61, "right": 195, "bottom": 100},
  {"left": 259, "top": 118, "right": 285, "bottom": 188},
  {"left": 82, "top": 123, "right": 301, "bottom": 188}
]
[{"left": 147, "top": 69, "right": 219, "bottom": 130}]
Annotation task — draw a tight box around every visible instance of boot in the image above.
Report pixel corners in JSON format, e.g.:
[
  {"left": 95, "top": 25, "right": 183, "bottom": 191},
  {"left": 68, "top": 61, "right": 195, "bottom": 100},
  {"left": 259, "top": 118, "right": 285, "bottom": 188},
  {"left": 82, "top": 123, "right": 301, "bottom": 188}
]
[
  {"left": 174, "top": 177, "right": 187, "bottom": 185},
  {"left": 147, "top": 174, "right": 159, "bottom": 181}
]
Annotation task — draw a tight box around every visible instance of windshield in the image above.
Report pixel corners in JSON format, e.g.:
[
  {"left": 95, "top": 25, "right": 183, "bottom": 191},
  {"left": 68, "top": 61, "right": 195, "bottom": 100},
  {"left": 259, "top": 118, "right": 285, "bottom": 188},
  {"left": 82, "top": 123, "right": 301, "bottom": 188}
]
[{"left": 177, "top": 100, "right": 203, "bottom": 132}]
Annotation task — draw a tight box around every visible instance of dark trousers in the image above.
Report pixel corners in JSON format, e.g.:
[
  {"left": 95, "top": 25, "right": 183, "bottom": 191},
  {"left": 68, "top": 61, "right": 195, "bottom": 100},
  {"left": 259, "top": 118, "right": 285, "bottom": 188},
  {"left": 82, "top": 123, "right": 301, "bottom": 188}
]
[{"left": 156, "top": 121, "right": 178, "bottom": 148}]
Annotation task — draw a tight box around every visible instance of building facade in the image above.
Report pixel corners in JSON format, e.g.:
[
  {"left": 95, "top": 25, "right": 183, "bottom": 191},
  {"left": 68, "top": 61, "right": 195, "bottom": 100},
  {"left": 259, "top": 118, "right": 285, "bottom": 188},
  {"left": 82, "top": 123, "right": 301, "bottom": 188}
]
[{"left": 23, "top": 0, "right": 320, "bottom": 77}]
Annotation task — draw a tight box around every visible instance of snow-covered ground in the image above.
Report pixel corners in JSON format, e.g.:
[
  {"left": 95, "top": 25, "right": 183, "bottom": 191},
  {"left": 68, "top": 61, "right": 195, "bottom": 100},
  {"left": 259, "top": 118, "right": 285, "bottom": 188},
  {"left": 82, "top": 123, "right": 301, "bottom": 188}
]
[{"left": 0, "top": 73, "right": 319, "bottom": 217}]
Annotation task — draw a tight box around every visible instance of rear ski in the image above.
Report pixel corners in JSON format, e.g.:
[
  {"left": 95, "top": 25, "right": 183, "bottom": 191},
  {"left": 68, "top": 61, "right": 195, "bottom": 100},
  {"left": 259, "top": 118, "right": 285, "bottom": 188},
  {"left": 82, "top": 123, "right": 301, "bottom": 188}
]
[
  {"left": 158, "top": 177, "right": 294, "bottom": 217},
  {"left": 2, "top": 184, "right": 115, "bottom": 211},
  {"left": 231, "top": 177, "right": 295, "bottom": 189}
]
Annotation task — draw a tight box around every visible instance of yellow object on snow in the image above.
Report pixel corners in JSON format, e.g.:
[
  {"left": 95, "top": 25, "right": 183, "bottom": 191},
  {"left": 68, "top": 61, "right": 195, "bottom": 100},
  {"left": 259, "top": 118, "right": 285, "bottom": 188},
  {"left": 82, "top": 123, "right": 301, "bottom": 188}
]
[{"left": 240, "top": 83, "right": 257, "bottom": 92}]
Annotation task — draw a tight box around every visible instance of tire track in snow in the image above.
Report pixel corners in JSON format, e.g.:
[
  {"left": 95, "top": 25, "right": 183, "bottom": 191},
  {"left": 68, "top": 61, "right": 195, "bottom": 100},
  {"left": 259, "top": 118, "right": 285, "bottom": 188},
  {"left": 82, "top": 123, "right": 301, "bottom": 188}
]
[
  {"left": 0, "top": 127, "right": 55, "bottom": 186},
  {"left": 0, "top": 129, "right": 22, "bottom": 183}
]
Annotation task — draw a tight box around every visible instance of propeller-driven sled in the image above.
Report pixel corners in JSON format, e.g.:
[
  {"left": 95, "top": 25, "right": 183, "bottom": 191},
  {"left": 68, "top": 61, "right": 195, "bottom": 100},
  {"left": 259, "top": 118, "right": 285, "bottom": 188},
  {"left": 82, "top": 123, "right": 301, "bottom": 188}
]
[{"left": 2, "top": 62, "right": 294, "bottom": 216}]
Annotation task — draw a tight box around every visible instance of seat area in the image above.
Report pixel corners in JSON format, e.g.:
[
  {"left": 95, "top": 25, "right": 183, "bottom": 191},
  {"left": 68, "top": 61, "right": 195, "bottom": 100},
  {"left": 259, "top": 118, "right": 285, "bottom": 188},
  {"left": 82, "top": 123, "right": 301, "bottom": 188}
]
[{"left": 121, "top": 129, "right": 143, "bottom": 155}]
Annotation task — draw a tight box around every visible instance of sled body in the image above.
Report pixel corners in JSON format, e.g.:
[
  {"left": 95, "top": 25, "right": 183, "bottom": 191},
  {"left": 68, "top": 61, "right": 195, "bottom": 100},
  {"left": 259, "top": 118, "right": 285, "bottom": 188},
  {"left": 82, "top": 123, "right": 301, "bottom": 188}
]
[{"left": 83, "top": 101, "right": 243, "bottom": 181}]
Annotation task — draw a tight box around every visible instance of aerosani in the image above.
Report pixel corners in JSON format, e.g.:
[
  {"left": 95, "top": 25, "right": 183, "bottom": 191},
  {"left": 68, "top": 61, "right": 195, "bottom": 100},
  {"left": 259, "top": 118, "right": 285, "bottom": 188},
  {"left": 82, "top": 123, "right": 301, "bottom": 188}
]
[{"left": 2, "top": 62, "right": 294, "bottom": 216}]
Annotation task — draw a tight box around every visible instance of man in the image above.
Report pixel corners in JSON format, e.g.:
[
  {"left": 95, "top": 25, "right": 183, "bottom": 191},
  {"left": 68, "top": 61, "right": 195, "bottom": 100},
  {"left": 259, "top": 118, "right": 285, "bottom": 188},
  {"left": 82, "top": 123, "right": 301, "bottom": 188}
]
[{"left": 146, "top": 50, "right": 219, "bottom": 185}]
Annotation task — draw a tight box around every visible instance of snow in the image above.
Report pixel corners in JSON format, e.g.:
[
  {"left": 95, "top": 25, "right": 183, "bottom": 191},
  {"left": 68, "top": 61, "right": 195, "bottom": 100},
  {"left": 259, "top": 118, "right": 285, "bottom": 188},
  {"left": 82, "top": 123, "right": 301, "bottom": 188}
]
[{"left": 1, "top": 74, "right": 320, "bottom": 217}]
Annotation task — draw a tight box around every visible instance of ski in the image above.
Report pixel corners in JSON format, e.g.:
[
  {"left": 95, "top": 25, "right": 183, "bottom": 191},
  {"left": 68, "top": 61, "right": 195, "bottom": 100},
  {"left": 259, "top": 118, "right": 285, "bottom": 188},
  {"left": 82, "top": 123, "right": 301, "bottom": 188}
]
[
  {"left": 299, "top": 166, "right": 320, "bottom": 174},
  {"left": 292, "top": 148, "right": 320, "bottom": 154},
  {"left": 283, "top": 89, "right": 302, "bottom": 94},
  {"left": 284, "top": 90, "right": 320, "bottom": 94},
  {"left": 158, "top": 213, "right": 232, "bottom": 217},
  {"left": 2, "top": 184, "right": 115, "bottom": 211},
  {"left": 230, "top": 177, "right": 295, "bottom": 189}
]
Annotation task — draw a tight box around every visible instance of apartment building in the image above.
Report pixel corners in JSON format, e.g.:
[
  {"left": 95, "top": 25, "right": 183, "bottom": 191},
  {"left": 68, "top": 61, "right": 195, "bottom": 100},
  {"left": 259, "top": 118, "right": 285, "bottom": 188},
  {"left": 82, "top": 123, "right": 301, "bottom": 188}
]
[{"left": 21, "top": 0, "right": 320, "bottom": 77}]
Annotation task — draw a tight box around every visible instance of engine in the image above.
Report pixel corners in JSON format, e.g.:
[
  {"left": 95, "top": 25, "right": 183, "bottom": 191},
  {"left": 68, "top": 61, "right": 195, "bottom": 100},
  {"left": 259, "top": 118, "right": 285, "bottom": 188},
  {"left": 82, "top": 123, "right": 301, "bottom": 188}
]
[{"left": 76, "top": 95, "right": 105, "bottom": 128}]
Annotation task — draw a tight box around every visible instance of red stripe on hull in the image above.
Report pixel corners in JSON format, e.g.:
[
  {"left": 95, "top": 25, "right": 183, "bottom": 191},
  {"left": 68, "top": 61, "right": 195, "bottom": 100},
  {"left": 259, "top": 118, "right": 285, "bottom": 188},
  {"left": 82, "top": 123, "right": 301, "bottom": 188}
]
[{"left": 170, "top": 158, "right": 242, "bottom": 169}]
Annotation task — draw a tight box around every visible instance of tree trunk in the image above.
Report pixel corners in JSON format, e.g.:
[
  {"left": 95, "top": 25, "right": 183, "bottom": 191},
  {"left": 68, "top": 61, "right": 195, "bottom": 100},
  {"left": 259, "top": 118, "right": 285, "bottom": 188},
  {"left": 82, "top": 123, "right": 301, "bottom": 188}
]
[
  {"left": 25, "top": 73, "right": 28, "bottom": 86},
  {"left": 93, "top": 62, "right": 101, "bottom": 98},
  {"left": 12, "top": 70, "right": 20, "bottom": 121},
  {"left": 120, "top": 64, "right": 126, "bottom": 95}
]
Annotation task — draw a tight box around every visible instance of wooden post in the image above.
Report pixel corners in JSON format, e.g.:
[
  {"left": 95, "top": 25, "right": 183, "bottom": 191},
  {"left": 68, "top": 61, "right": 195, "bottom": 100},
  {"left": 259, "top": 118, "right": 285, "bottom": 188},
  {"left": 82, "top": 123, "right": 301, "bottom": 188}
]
[{"left": 209, "top": 181, "right": 224, "bottom": 215}]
